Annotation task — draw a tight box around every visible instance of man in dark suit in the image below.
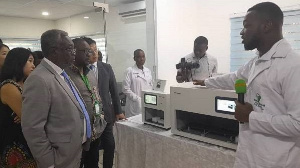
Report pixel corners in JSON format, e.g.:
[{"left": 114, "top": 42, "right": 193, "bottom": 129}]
[
  {"left": 83, "top": 37, "right": 125, "bottom": 168},
  {"left": 22, "top": 29, "right": 90, "bottom": 168}
]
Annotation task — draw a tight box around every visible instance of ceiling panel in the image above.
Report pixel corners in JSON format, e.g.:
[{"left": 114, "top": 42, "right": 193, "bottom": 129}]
[
  {"left": 0, "top": 0, "right": 36, "bottom": 9},
  {"left": 0, "top": 0, "right": 142, "bottom": 20}
]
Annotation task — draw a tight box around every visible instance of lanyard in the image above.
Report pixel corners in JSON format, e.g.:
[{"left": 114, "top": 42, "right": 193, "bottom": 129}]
[
  {"left": 80, "top": 74, "right": 98, "bottom": 103},
  {"left": 80, "top": 73, "right": 102, "bottom": 116}
]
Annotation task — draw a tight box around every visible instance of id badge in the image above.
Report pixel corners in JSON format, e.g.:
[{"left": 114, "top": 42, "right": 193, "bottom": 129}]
[{"left": 95, "top": 103, "right": 100, "bottom": 115}]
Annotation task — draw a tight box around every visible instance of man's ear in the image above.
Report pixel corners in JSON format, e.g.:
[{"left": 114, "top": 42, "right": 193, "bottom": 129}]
[
  {"left": 133, "top": 56, "right": 136, "bottom": 61},
  {"left": 206, "top": 46, "right": 208, "bottom": 51},
  {"left": 263, "top": 20, "right": 273, "bottom": 33},
  {"left": 48, "top": 48, "right": 57, "bottom": 59}
]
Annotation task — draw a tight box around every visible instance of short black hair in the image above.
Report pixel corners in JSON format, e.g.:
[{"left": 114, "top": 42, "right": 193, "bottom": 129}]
[
  {"left": 134, "top": 49, "right": 144, "bottom": 58},
  {"left": 0, "top": 48, "right": 32, "bottom": 82},
  {"left": 248, "top": 2, "right": 283, "bottom": 25},
  {"left": 194, "top": 36, "right": 208, "bottom": 45},
  {"left": 0, "top": 44, "right": 9, "bottom": 50},
  {"left": 81, "top": 37, "right": 96, "bottom": 45},
  {"left": 41, "top": 29, "right": 68, "bottom": 58},
  {"left": 33, "top": 51, "right": 44, "bottom": 59},
  {"left": 0, "top": 38, "right": 2, "bottom": 44},
  {"left": 72, "top": 38, "right": 86, "bottom": 48}
]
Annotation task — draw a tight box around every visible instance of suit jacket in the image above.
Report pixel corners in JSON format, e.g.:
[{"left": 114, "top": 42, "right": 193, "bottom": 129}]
[
  {"left": 97, "top": 62, "right": 122, "bottom": 123},
  {"left": 21, "top": 60, "right": 88, "bottom": 168}
]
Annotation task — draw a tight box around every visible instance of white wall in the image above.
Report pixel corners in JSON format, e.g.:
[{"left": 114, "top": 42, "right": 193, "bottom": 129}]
[
  {"left": 55, "top": 6, "right": 147, "bottom": 82},
  {"left": 0, "top": 16, "right": 55, "bottom": 39},
  {"left": 106, "top": 6, "right": 147, "bottom": 82},
  {"left": 55, "top": 12, "right": 104, "bottom": 37},
  {"left": 0, "top": 5, "right": 147, "bottom": 83},
  {"left": 150, "top": 0, "right": 300, "bottom": 87}
]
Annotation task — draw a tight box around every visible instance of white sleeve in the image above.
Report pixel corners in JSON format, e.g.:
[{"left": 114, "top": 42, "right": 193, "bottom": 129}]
[
  {"left": 205, "top": 72, "right": 237, "bottom": 90},
  {"left": 122, "top": 68, "right": 140, "bottom": 102},
  {"left": 212, "top": 57, "right": 218, "bottom": 74},
  {"left": 149, "top": 69, "right": 153, "bottom": 86},
  {"left": 205, "top": 57, "right": 254, "bottom": 90},
  {"left": 249, "top": 61, "right": 300, "bottom": 137}
]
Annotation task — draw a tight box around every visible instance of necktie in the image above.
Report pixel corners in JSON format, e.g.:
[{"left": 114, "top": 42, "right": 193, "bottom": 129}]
[
  {"left": 90, "top": 64, "right": 95, "bottom": 70},
  {"left": 89, "top": 64, "right": 97, "bottom": 79},
  {"left": 61, "top": 71, "right": 91, "bottom": 138}
]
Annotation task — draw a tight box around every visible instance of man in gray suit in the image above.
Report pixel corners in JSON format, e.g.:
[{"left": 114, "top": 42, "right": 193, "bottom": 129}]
[{"left": 22, "top": 29, "right": 90, "bottom": 168}]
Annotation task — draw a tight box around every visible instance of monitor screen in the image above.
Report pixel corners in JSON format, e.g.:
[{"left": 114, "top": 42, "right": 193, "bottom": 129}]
[
  {"left": 144, "top": 94, "right": 157, "bottom": 105},
  {"left": 215, "top": 96, "right": 236, "bottom": 114}
]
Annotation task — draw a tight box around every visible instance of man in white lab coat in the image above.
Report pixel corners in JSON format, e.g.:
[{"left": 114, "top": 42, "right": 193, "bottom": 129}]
[
  {"left": 123, "top": 49, "right": 153, "bottom": 118},
  {"left": 194, "top": 2, "right": 300, "bottom": 168}
]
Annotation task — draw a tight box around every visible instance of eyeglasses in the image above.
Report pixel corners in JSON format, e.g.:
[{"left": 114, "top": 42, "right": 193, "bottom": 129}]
[
  {"left": 53, "top": 47, "right": 76, "bottom": 55},
  {"left": 65, "top": 48, "right": 76, "bottom": 55},
  {"left": 77, "top": 49, "right": 93, "bottom": 55}
]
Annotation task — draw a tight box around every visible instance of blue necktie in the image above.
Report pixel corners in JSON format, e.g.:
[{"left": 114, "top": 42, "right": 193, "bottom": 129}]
[
  {"left": 90, "top": 64, "right": 95, "bottom": 70},
  {"left": 89, "top": 64, "right": 97, "bottom": 79},
  {"left": 61, "top": 71, "right": 91, "bottom": 139}
]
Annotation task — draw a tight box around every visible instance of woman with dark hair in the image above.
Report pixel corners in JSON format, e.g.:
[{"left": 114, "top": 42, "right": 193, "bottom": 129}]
[
  {"left": 32, "top": 50, "right": 44, "bottom": 66},
  {"left": 0, "top": 44, "right": 10, "bottom": 71},
  {"left": 0, "top": 48, "right": 36, "bottom": 167}
]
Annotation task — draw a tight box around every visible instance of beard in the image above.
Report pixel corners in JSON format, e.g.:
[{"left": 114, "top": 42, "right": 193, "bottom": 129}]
[{"left": 243, "top": 35, "right": 260, "bottom": 51}]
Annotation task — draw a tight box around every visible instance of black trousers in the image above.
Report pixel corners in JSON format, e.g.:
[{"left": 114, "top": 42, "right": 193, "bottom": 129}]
[
  {"left": 80, "top": 137, "right": 101, "bottom": 168},
  {"left": 99, "top": 122, "right": 115, "bottom": 168}
]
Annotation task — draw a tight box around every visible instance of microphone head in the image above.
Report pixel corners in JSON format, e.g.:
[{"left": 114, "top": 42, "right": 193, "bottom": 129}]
[{"left": 235, "top": 79, "right": 246, "bottom": 94}]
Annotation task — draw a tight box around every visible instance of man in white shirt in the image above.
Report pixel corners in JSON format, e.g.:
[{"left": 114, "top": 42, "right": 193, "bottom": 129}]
[
  {"left": 123, "top": 49, "right": 153, "bottom": 118},
  {"left": 176, "top": 36, "right": 218, "bottom": 82}
]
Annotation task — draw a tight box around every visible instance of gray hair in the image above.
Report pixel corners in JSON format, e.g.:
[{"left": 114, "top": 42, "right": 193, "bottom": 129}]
[{"left": 41, "top": 29, "right": 68, "bottom": 57}]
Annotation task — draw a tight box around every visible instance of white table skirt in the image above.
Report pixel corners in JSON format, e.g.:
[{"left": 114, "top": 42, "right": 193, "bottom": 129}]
[{"left": 114, "top": 114, "right": 236, "bottom": 168}]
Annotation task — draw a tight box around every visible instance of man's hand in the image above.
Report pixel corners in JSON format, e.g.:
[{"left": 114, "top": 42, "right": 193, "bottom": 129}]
[
  {"left": 116, "top": 113, "right": 126, "bottom": 121},
  {"left": 176, "top": 69, "right": 191, "bottom": 83},
  {"left": 234, "top": 101, "right": 253, "bottom": 122},
  {"left": 14, "top": 115, "right": 21, "bottom": 124},
  {"left": 193, "top": 80, "right": 205, "bottom": 86}
]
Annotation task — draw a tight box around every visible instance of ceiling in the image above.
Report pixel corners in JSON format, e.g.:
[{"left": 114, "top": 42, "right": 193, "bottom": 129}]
[{"left": 0, "top": 0, "right": 142, "bottom": 20}]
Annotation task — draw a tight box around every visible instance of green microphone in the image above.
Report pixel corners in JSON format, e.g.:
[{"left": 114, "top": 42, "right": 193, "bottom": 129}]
[{"left": 235, "top": 79, "right": 246, "bottom": 104}]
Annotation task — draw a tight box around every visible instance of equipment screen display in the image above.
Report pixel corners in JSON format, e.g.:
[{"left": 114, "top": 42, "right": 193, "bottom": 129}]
[
  {"left": 215, "top": 96, "right": 236, "bottom": 115},
  {"left": 217, "top": 99, "right": 236, "bottom": 112},
  {"left": 144, "top": 94, "right": 157, "bottom": 105}
]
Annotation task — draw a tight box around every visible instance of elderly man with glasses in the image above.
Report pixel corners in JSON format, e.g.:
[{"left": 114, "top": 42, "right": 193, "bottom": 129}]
[{"left": 22, "top": 29, "right": 90, "bottom": 168}]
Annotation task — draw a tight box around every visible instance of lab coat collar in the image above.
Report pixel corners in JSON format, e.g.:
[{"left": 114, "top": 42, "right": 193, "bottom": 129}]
[
  {"left": 192, "top": 53, "right": 208, "bottom": 60},
  {"left": 257, "top": 39, "right": 289, "bottom": 61},
  {"left": 247, "top": 39, "right": 291, "bottom": 86},
  {"left": 132, "top": 64, "right": 148, "bottom": 81},
  {"left": 133, "top": 64, "right": 144, "bottom": 71}
]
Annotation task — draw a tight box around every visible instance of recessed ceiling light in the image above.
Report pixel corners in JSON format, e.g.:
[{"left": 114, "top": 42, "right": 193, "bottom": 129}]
[
  {"left": 42, "top": 12, "right": 49, "bottom": 16},
  {"left": 84, "top": 16, "right": 89, "bottom": 19}
]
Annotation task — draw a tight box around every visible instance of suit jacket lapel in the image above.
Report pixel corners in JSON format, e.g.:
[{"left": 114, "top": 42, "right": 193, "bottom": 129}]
[{"left": 40, "top": 60, "right": 83, "bottom": 112}]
